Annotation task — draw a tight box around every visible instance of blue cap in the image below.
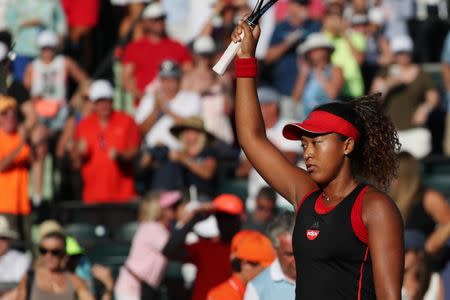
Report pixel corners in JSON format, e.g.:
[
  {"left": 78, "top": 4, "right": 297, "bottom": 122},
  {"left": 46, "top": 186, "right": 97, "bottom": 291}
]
[
  {"left": 158, "top": 60, "right": 181, "bottom": 78},
  {"left": 257, "top": 86, "right": 280, "bottom": 104}
]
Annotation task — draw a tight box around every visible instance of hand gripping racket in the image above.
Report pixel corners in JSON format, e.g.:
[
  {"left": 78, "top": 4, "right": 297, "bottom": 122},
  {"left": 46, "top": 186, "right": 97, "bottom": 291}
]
[{"left": 212, "top": 0, "right": 278, "bottom": 75}]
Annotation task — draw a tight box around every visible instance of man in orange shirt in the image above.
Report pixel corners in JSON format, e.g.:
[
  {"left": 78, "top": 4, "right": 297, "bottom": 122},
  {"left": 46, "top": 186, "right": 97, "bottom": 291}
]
[
  {"left": 0, "top": 95, "right": 32, "bottom": 243},
  {"left": 74, "top": 80, "right": 141, "bottom": 203},
  {"left": 207, "top": 230, "right": 276, "bottom": 300}
]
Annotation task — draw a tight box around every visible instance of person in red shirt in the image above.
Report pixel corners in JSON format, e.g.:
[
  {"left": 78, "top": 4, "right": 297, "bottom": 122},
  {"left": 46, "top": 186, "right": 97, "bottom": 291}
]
[
  {"left": 74, "top": 80, "right": 141, "bottom": 203},
  {"left": 121, "top": 2, "right": 193, "bottom": 101},
  {"left": 207, "top": 230, "right": 276, "bottom": 300},
  {"left": 163, "top": 194, "right": 244, "bottom": 300}
]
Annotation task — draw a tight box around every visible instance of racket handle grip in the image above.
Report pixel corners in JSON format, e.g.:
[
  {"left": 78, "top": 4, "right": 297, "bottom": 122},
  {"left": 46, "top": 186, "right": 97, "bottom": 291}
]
[{"left": 212, "top": 40, "right": 242, "bottom": 75}]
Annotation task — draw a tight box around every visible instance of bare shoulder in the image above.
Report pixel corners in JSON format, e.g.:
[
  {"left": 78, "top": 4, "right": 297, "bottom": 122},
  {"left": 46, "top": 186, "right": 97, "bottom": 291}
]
[
  {"left": 69, "top": 273, "right": 88, "bottom": 289},
  {"left": 423, "top": 188, "right": 447, "bottom": 206},
  {"left": 362, "top": 186, "right": 402, "bottom": 224}
]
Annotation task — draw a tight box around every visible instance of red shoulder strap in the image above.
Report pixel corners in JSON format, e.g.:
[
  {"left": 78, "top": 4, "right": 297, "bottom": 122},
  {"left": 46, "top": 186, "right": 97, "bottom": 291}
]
[{"left": 351, "top": 185, "right": 369, "bottom": 244}]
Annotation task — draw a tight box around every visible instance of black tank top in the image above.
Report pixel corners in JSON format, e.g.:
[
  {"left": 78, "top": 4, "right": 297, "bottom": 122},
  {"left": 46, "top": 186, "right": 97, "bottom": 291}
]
[
  {"left": 293, "top": 184, "right": 376, "bottom": 300},
  {"left": 405, "top": 188, "right": 436, "bottom": 237}
]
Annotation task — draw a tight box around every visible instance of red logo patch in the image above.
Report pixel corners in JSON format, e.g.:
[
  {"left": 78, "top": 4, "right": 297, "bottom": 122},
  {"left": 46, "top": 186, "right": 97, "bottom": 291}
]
[{"left": 306, "top": 230, "right": 320, "bottom": 240}]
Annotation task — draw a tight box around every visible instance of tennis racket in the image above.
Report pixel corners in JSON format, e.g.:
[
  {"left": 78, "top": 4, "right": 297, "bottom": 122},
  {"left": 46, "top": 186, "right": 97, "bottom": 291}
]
[{"left": 212, "top": 0, "right": 278, "bottom": 75}]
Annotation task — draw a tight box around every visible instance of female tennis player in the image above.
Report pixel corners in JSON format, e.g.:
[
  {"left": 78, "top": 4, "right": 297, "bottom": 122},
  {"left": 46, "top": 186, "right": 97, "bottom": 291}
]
[{"left": 232, "top": 21, "right": 404, "bottom": 299}]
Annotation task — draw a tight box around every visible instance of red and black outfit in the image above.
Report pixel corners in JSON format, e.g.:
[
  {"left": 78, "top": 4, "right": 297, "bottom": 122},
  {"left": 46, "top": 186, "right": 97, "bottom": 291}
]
[{"left": 293, "top": 183, "right": 376, "bottom": 300}]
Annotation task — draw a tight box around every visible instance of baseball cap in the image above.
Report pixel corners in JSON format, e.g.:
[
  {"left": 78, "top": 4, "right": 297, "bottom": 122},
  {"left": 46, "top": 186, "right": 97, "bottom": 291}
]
[
  {"left": 142, "top": 2, "right": 166, "bottom": 19},
  {"left": 193, "top": 36, "right": 216, "bottom": 56},
  {"left": 0, "top": 216, "right": 18, "bottom": 240},
  {"left": 282, "top": 109, "right": 360, "bottom": 142},
  {"left": 232, "top": 230, "right": 276, "bottom": 267},
  {"left": 257, "top": 86, "right": 280, "bottom": 104},
  {"left": 297, "top": 33, "right": 335, "bottom": 56},
  {"left": 160, "top": 191, "right": 183, "bottom": 208},
  {"left": 37, "top": 30, "right": 58, "bottom": 48},
  {"left": 158, "top": 60, "right": 182, "bottom": 78},
  {"left": 368, "top": 7, "right": 384, "bottom": 25},
  {"left": 0, "top": 95, "right": 17, "bottom": 113},
  {"left": 390, "top": 35, "right": 413, "bottom": 54},
  {"left": 212, "top": 194, "right": 244, "bottom": 216},
  {"left": 89, "top": 80, "right": 114, "bottom": 102}
]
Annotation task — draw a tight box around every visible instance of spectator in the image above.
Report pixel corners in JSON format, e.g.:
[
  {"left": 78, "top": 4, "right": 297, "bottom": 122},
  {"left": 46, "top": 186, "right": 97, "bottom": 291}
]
[
  {"left": 115, "top": 191, "right": 184, "bottom": 300},
  {"left": 201, "top": 1, "right": 251, "bottom": 54},
  {"left": 235, "top": 86, "right": 300, "bottom": 210},
  {"left": 207, "top": 230, "right": 276, "bottom": 300},
  {"left": 61, "top": 0, "right": 100, "bottom": 72},
  {"left": 442, "top": 31, "right": 450, "bottom": 156},
  {"left": 322, "top": 2, "right": 366, "bottom": 98},
  {"left": 244, "top": 211, "right": 296, "bottom": 300},
  {"left": 389, "top": 152, "right": 450, "bottom": 256},
  {"left": 183, "top": 35, "right": 235, "bottom": 145},
  {"left": 265, "top": 0, "right": 321, "bottom": 119},
  {"left": 74, "top": 80, "right": 141, "bottom": 203},
  {"left": 371, "top": 35, "right": 440, "bottom": 159},
  {"left": 121, "top": 2, "right": 192, "bottom": 101},
  {"left": 21, "top": 31, "right": 88, "bottom": 205},
  {"left": 163, "top": 194, "right": 244, "bottom": 300},
  {"left": 6, "top": 0, "right": 67, "bottom": 82},
  {"left": 243, "top": 187, "right": 277, "bottom": 234},
  {"left": 412, "top": 0, "right": 448, "bottom": 63},
  {"left": 16, "top": 231, "right": 99, "bottom": 300},
  {"left": 114, "top": 0, "right": 149, "bottom": 40},
  {"left": 135, "top": 60, "right": 201, "bottom": 150},
  {"left": 145, "top": 117, "right": 218, "bottom": 198},
  {"left": 362, "top": 7, "right": 392, "bottom": 93},
  {"left": 55, "top": 89, "right": 93, "bottom": 202},
  {"left": 38, "top": 220, "right": 115, "bottom": 298},
  {"left": 0, "top": 216, "right": 30, "bottom": 287},
  {"left": 0, "top": 39, "right": 29, "bottom": 105},
  {"left": 0, "top": 96, "right": 32, "bottom": 243},
  {"left": 292, "top": 32, "right": 344, "bottom": 119},
  {"left": 402, "top": 230, "right": 445, "bottom": 300}
]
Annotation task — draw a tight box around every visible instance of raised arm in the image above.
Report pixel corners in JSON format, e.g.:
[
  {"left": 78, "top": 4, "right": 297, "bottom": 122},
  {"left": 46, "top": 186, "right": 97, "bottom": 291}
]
[{"left": 233, "top": 22, "right": 317, "bottom": 208}]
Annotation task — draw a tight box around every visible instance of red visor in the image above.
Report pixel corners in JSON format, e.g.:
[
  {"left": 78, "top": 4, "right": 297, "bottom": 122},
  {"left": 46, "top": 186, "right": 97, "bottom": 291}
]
[{"left": 282, "top": 110, "right": 360, "bottom": 142}]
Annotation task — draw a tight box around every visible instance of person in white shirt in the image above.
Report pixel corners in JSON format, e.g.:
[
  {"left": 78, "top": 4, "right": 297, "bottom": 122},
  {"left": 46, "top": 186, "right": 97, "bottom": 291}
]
[
  {"left": 235, "top": 86, "right": 301, "bottom": 211},
  {"left": 0, "top": 215, "right": 30, "bottom": 284},
  {"left": 135, "top": 60, "right": 201, "bottom": 151},
  {"left": 244, "top": 211, "right": 296, "bottom": 300}
]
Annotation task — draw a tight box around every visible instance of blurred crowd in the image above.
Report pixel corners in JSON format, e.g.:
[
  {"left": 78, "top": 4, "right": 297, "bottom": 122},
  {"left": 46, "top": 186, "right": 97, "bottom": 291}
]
[{"left": 0, "top": 0, "right": 449, "bottom": 299}]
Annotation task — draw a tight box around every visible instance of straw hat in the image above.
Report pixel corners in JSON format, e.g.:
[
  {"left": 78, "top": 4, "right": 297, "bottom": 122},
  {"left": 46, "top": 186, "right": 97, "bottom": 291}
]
[
  {"left": 170, "top": 116, "right": 215, "bottom": 140},
  {"left": 297, "top": 33, "right": 335, "bottom": 56},
  {"left": 0, "top": 95, "right": 17, "bottom": 113}
]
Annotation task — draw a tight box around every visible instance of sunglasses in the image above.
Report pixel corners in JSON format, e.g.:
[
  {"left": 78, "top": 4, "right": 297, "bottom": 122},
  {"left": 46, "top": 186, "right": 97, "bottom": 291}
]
[{"left": 39, "top": 246, "right": 65, "bottom": 257}]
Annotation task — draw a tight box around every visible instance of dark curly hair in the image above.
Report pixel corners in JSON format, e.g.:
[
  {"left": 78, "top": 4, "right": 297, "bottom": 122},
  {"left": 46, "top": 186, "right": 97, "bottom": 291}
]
[{"left": 313, "top": 93, "right": 401, "bottom": 191}]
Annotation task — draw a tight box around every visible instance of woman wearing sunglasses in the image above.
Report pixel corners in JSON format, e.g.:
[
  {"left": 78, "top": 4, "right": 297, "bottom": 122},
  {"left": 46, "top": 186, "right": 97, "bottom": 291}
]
[
  {"left": 231, "top": 20, "right": 403, "bottom": 300},
  {"left": 16, "top": 232, "right": 103, "bottom": 300}
]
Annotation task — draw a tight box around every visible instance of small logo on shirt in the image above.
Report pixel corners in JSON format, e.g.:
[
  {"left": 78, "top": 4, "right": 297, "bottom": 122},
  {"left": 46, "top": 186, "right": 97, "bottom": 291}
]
[
  {"left": 306, "top": 221, "right": 320, "bottom": 240},
  {"left": 306, "top": 229, "right": 320, "bottom": 240}
]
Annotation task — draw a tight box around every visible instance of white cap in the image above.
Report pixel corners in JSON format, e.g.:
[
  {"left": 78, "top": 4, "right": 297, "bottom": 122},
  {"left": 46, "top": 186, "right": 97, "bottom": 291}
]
[
  {"left": 368, "top": 7, "right": 384, "bottom": 25},
  {"left": 193, "top": 36, "right": 216, "bottom": 55},
  {"left": 391, "top": 35, "right": 413, "bottom": 54},
  {"left": 0, "top": 42, "right": 7, "bottom": 61},
  {"left": 297, "top": 33, "right": 335, "bottom": 56},
  {"left": 89, "top": 80, "right": 114, "bottom": 102},
  {"left": 142, "top": 2, "right": 166, "bottom": 19},
  {"left": 37, "top": 30, "right": 58, "bottom": 48}
]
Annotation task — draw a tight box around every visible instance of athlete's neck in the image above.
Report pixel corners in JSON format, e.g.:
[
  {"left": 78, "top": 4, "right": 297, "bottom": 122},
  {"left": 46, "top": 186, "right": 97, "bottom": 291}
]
[{"left": 321, "top": 168, "right": 358, "bottom": 204}]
